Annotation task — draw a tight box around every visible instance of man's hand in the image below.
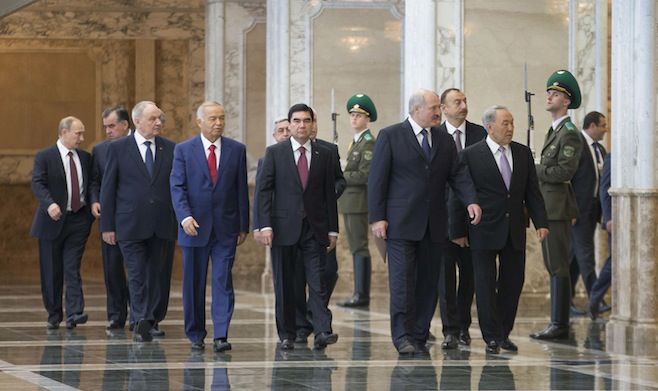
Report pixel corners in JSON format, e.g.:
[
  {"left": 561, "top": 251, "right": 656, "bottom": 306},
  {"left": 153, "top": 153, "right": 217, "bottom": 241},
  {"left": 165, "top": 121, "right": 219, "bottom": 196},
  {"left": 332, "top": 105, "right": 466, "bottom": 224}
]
[
  {"left": 237, "top": 232, "right": 247, "bottom": 246},
  {"left": 102, "top": 231, "right": 117, "bottom": 245},
  {"left": 327, "top": 236, "right": 337, "bottom": 252},
  {"left": 258, "top": 230, "right": 273, "bottom": 247},
  {"left": 452, "top": 237, "right": 469, "bottom": 248},
  {"left": 536, "top": 228, "right": 549, "bottom": 241},
  {"left": 371, "top": 220, "right": 388, "bottom": 240},
  {"left": 182, "top": 218, "right": 199, "bottom": 236},
  {"left": 606, "top": 220, "right": 613, "bottom": 233},
  {"left": 91, "top": 202, "right": 101, "bottom": 218},
  {"left": 572, "top": 218, "right": 577, "bottom": 226},
  {"left": 47, "top": 203, "right": 62, "bottom": 221},
  {"left": 467, "top": 204, "right": 482, "bottom": 225}
]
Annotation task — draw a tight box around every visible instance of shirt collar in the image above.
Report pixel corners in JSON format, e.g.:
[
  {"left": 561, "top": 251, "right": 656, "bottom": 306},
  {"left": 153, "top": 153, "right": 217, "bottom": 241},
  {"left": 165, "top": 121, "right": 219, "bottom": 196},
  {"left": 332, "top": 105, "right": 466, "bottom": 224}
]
[
  {"left": 290, "top": 137, "right": 311, "bottom": 152},
  {"left": 552, "top": 115, "right": 570, "bottom": 132},
  {"left": 133, "top": 130, "right": 154, "bottom": 146},
  {"left": 444, "top": 120, "right": 466, "bottom": 136},
  {"left": 581, "top": 130, "right": 596, "bottom": 146},
  {"left": 408, "top": 116, "right": 426, "bottom": 136},
  {"left": 201, "top": 134, "right": 221, "bottom": 151},
  {"left": 56, "top": 139, "right": 75, "bottom": 158},
  {"left": 353, "top": 129, "right": 368, "bottom": 143},
  {"left": 485, "top": 135, "right": 508, "bottom": 154}
]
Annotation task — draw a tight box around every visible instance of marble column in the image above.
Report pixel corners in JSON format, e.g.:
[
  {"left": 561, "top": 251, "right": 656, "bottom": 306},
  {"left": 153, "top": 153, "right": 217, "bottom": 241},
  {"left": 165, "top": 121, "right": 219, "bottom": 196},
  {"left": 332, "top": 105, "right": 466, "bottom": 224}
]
[
  {"left": 205, "top": 0, "right": 225, "bottom": 102},
  {"left": 606, "top": 0, "right": 658, "bottom": 355},
  {"left": 436, "top": 0, "right": 464, "bottom": 92},
  {"left": 404, "top": 0, "right": 436, "bottom": 101}
]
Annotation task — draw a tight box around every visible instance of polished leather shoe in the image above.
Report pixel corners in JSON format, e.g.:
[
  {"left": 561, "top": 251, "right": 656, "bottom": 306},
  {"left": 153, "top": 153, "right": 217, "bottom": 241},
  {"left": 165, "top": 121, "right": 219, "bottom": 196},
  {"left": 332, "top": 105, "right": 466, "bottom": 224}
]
[
  {"left": 589, "top": 300, "right": 600, "bottom": 320},
  {"left": 149, "top": 323, "right": 165, "bottom": 337},
  {"left": 66, "top": 313, "right": 88, "bottom": 329},
  {"left": 570, "top": 304, "right": 586, "bottom": 317},
  {"left": 458, "top": 330, "right": 471, "bottom": 345},
  {"left": 599, "top": 302, "right": 612, "bottom": 313},
  {"left": 441, "top": 334, "right": 458, "bottom": 349},
  {"left": 414, "top": 342, "right": 429, "bottom": 354},
  {"left": 396, "top": 338, "right": 416, "bottom": 354},
  {"left": 213, "top": 339, "right": 232, "bottom": 352},
  {"left": 280, "top": 339, "right": 295, "bottom": 350},
  {"left": 46, "top": 321, "right": 60, "bottom": 330},
  {"left": 485, "top": 340, "right": 500, "bottom": 354},
  {"left": 134, "top": 320, "right": 153, "bottom": 342},
  {"left": 314, "top": 332, "right": 338, "bottom": 349},
  {"left": 295, "top": 329, "right": 311, "bottom": 344},
  {"left": 530, "top": 324, "right": 569, "bottom": 340},
  {"left": 106, "top": 320, "right": 124, "bottom": 330},
  {"left": 191, "top": 341, "right": 205, "bottom": 351},
  {"left": 499, "top": 338, "right": 518, "bottom": 352},
  {"left": 337, "top": 295, "right": 369, "bottom": 308}
]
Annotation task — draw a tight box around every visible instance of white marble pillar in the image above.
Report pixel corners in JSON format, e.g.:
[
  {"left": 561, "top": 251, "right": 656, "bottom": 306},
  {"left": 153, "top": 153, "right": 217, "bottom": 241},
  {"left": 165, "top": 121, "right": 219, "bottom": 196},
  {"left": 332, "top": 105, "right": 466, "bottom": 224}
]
[
  {"left": 205, "top": 0, "right": 225, "bottom": 102},
  {"left": 404, "top": 0, "right": 437, "bottom": 101},
  {"left": 266, "top": 0, "right": 289, "bottom": 146},
  {"left": 436, "top": 0, "right": 464, "bottom": 92},
  {"left": 607, "top": 0, "right": 658, "bottom": 355}
]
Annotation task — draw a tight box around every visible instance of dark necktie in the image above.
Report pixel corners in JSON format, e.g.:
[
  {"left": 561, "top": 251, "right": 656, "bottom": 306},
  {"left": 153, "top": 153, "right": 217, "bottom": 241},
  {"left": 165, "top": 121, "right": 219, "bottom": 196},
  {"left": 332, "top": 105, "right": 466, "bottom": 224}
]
[
  {"left": 420, "top": 129, "right": 431, "bottom": 160},
  {"left": 592, "top": 142, "right": 602, "bottom": 164},
  {"left": 454, "top": 129, "right": 463, "bottom": 152},
  {"left": 297, "top": 146, "right": 309, "bottom": 190},
  {"left": 144, "top": 140, "right": 154, "bottom": 177},
  {"left": 499, "top": 146, "right": 512, "bottom": 190},
  {"left": 67, "top": 151, "right": 81, "bottom": 212},
  {"left": 208, "top": 144, "right": 218, "bottom": 185}
]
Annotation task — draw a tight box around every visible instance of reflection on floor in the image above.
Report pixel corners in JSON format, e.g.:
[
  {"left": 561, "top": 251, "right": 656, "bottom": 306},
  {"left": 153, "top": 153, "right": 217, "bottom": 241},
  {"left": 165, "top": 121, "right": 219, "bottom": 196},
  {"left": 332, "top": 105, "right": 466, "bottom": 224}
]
[{"left": 0, "top": 283, "right": 656, "bottom": 390}]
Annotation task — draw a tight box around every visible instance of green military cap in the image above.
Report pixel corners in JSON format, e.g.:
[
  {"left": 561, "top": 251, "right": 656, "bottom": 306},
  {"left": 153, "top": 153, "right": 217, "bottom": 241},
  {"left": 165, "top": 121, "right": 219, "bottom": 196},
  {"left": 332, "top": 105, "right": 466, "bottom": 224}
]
[
  {"left": 546, "top": 69, "right": 581, "bottom": 109},
  {"left": 346, "top": 94, "right": 377, "bottom": 122}
]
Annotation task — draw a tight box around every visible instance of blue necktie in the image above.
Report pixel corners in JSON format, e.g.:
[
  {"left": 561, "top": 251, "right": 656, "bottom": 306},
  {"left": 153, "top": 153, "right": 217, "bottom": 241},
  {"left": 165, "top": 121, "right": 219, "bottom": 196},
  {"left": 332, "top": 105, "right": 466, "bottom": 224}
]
[
  {"left": 144, "top": 140, "right": 154, "bottom": 177},
  {"left": 420, "top": 128, "right": 431, "bottom": 160}
]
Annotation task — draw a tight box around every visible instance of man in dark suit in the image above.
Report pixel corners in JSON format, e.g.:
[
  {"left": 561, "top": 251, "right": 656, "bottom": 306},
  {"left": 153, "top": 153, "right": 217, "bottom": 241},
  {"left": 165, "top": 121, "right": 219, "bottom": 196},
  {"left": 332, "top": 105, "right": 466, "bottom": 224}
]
[
  {"left": 31, "top": 116, "right": 95, "bottom": 330},
  {"left": 569, "top": 111, "right": 608, "bottom": 314},
  {"left": 170, "top": 101, "right": 249, "bottom": 352},
  {"left": 451, "top": 106, "right": 549, "bottom": 353},
  {"left": 89, "top": 106, "right": 131, "bottom": 330},
  {"left": 255, "top": 103, "right": 339, "bottom": 350},
  {"left": 437, "top": 88, "right": 487, "bottom": 349},
  {"left": 589, "top": 154, "right": 612, "bottom": 319},
  {"left": 100, "top": 101, "right": 177, "bottom": 343},
  {"left": 368, "top": 89, "right": 481, "bottom": 354}
]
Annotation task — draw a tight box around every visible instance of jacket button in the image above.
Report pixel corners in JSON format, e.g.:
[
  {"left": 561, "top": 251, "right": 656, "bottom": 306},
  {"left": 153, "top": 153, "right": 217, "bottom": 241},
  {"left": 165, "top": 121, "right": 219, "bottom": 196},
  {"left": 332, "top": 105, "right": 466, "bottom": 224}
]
[
  {"left": 505, "top": 213, "right": 509, "bottom": 217},
  {"left": 149, "top": 200, "right": 154, "bottom": 204}
]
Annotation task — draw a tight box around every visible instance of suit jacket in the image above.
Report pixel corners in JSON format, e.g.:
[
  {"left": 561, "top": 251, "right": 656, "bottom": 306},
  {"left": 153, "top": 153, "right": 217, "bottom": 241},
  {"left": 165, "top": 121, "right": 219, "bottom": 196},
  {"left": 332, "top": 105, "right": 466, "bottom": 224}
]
[
  {"left": 440, "top": 120, "right": 488, "bottom": 239},
  {"left": 255, "top": 138, "right": 338, "bottom": 247},
  {"left": 30, "top": 145, "right": 94, "bottom": 240},
  {"left": 100, "top": 133, "right": 177, "bottom": 242},
  {"left": 451, "top": 140, "right": 548, "bottom": 251},
  {"left": 536, "top": 117, "right": 583, "bottom": 220},
  {"left": 338, "top": 129, "right": 375, "bottom": 214},
  {"left": 314, "top": 138, "right": 346, "bottom": 198},
  {"left": 170, "top": 135, "right": 249, "bottom": 246},
  {"left": 599, "top": 155, "right": 612, "bottom": 227},
  {"left": 368, "top": 119, "right": 477, "bottom": 242},
  {"left": 571, "top": 132, "right": 607, "bottom": 219}
]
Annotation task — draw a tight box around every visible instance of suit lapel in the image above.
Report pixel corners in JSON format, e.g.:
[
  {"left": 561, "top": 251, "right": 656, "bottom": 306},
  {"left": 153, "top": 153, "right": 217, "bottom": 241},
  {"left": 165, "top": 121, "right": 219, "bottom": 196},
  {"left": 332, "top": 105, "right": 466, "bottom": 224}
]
[
  {"left": 284, "top": 139, "right": 304, "bottom": 190},
  {"left": 402, "top": 120, "right": 427, "bottom": 161},
  {"left": 192, "top": 136, "right": 212, "bottom": 184},
  {"left": 128, "top": 133, "right": 151, "bottom": 180},
  {"left": 477, "top": 141, "right": 508, "bottom": 191},
  {"left": 216, "top": 138, "right": 232, "bottom": 189},
  {"left": 306, "top": 143, "right": 323, "bottom": 193},
  {"left": 430, "top": 126, "right": 440, "bottom": 161},
  {"left": 150, "top": 136, "right": 167, "bottom": 183},
  {"left": 509, "top": 143, "right": 524, "bottom": 191}
]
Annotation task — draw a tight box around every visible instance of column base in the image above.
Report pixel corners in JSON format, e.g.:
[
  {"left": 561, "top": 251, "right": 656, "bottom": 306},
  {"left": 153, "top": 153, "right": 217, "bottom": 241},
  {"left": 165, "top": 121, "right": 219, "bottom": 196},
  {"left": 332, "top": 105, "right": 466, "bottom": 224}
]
[{"left": 606, "top": 319, "right": 658, "bottom": 355}]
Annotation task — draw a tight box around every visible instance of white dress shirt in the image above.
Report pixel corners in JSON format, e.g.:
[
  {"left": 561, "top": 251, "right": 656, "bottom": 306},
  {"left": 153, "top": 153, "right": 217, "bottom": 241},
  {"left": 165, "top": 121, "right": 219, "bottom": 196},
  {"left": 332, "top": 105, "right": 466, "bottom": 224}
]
[
  {"left": 408, "top": 116, "right": 432, "bottom": 147},
  {"left": 56, "top": 139, "right": 85, "bottom": 211},
  {"left": 445, "top": 120, "right": 466, "bottom": 150},
  {"left": 201, "top": 135, "right": 221, "bottom": 169},
  {"left": 581, "top": 130, "right": 602, "bottom": 196},
  {"left": 551, "top": 115, "right": 570, "bottom": 133},
  {"left": 134, "top": 130, "right": 156, "bottom": 162},
  {"left": 485, "top": 136, "right": 514, "bottom": 173},
  {"left": 290, "top": 137, "right": 312, "bottom": 169}
]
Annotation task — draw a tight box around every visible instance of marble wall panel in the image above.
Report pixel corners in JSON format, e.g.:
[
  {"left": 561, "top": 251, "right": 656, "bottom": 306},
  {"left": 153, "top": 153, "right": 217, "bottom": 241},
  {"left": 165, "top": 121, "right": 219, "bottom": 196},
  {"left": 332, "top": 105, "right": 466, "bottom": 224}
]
[{"left": 436, "top": 0, "right": 462, "bottom": 91}]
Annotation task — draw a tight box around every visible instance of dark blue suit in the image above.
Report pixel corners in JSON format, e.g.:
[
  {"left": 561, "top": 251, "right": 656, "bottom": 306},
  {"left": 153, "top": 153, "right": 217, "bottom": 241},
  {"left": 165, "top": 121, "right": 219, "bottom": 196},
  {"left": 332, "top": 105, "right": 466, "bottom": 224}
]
[
  {"left": 90, "top": 139, "right": 130, "bottom": 325},
  {"left": 368, "top": 119, "right": 477, "bottom": 349},
  {"left": 100, "top": 133, "right": 177, "bottom": 326},
  {"left": 590, "top": 155, "right": 611, "bottom": 308},
  {"left": 30, "top": 145, "right": 94, "bottom": 324},
  {"left": 170, "top": 135, "right": 249, "bottom": 343}
]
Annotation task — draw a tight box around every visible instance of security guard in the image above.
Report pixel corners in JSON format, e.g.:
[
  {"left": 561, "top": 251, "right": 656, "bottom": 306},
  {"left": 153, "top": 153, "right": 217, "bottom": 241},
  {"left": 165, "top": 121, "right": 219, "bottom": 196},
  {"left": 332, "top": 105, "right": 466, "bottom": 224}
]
[
  {"left": 530, "top": 70, "right": 584, "bottom": 340},
  {"left": 337, "top": 94, "right": 377, "bottom": 308}
]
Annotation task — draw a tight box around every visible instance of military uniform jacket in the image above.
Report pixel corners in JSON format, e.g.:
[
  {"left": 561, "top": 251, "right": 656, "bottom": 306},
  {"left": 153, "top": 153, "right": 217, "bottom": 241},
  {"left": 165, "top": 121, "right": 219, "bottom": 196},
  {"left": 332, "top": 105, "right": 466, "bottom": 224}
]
[
  {"left": 536, "top": 117, "right": 583, "bottom": 220},
  {"left": 338, "top": 129, "right": 374, "bottom": 214}
]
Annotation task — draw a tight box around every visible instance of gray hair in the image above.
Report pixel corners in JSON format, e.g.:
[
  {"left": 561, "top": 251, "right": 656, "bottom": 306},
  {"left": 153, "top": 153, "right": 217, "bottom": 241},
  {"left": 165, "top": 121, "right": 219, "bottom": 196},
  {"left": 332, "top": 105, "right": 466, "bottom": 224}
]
[
  {"left": 58, "top": 116, "right": 79, "bottom": 135},
  {"left": 132, "top": 101, "right": 157, "bottom": 122},
  {"left": 482, "top": 105, "right": 509, "bottom": 127},
  {"left": 408, "top": 89, "right": 437, "bottom": 115},
  {"left": 273, "top": 117, "right": 289, "bottom": 132},
  {"left": 196, "top": 101, "right": 223, "bottom": 120}
]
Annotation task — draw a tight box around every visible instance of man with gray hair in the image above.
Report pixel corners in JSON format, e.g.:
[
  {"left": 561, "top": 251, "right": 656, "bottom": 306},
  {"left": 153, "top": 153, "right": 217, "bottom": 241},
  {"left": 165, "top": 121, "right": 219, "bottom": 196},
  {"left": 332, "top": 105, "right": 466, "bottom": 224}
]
[
  {"left": 100, "top": 101, "right": 177, "bottom": 343},
  {"left": 368, "top": 89, "right": 481, "bottom": 354},
  {"left": 31, "top": 116, "right": 95, "bottom": 330},
  {"left": 450, "top": 106, "right": 548, "bottom": 353}
]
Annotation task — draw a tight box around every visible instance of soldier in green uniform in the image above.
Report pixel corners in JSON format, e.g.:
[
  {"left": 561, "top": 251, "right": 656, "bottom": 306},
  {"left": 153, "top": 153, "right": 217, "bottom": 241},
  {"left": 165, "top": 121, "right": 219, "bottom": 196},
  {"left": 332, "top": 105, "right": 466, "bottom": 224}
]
[
  {"left": 337, "top": 94, "right": 377, "bottom": 308},
  {"left": 530, "top": 70, "right": 584, "bottom": 340}
]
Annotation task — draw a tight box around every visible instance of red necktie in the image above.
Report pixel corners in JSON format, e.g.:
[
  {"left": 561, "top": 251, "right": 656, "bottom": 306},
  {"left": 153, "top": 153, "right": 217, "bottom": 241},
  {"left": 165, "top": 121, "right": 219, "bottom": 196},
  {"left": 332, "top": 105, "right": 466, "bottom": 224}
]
[
  {"left": 297, "top": 146, "right": 308, "bottom": 190},
  {"left": 68, "top": 151, "right": 81, "bottom": 212},
  {"left": 208, "top": 144, "right": 217, "bottom": 185}
]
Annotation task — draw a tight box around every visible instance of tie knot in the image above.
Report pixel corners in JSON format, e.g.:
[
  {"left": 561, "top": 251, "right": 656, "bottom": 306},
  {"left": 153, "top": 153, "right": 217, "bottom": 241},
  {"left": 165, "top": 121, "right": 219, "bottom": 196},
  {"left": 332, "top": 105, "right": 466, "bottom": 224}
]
[
  {"left": 67, "top": 151, "right": 73, "bottom": 157},
  {"left": 420, "top": 128, "right": 428, "bottom": 136},
  {"left": 499, "top": 146, "right": 506, "bottom": 153},
  {"left": 209, "top": 144, "right": 216, "bottom": 152},
  {"left": 144, "top": 141, "right": 151, "bottom": 147},
  {"left": 455, "top": 129, "right": 461, "bottom": 135},
  {"left": 298, "top": 146, "right": 306, "bottom": 153}
]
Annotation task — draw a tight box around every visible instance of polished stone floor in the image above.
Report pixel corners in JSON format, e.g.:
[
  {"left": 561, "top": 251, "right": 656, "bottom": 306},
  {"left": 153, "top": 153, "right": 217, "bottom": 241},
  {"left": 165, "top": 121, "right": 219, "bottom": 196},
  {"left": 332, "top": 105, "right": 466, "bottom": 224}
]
[{"left": 0, "top": 283, "right": 656, "bottom": 390}]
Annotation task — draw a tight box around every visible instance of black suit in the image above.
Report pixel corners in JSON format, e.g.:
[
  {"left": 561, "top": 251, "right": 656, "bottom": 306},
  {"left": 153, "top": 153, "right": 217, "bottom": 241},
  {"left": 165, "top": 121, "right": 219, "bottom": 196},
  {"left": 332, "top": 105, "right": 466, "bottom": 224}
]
[
  {"left": 256, "top": 138, "right": 339, "bottom": 341},
  {"left": 439, "top": 120, "right": 487, "bottom": 337},
  {"left": 30, "top": 145, "right": 94, "bottom": 324},
  {"left": 100, "top": 133, "right": 177, "bottom": 327},
  {"left": 368, "top": 119, "right": 477, "bottom": 349},
  {"left": 451, "top": 140, "right": 548, "bottom": 343},
  {"left": 89, "top": 139, "right": 130, "bottom": 325},
  {"left": 569, "top": 133, "right": 606, "bottom": 296}
]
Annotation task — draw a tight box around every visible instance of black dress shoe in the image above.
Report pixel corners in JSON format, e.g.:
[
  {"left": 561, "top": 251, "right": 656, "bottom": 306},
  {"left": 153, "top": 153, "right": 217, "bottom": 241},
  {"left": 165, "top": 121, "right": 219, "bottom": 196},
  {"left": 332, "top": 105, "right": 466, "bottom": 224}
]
[
  {"left": 213, "top": 338, "right": 232, "bottom": 352},
  {"left": 295, "top": 329, "right": 311, "bottom": 344},
  {"left": 499, "top": 338, "right": 518, "bottom": 352},
  {"left": 396, "top": 338, "right": 416, "bottom": 354},
  {"left": 337, "top": 295, "right": 369, "bottom": 308},
  {"left": 570, "top": 305, "right": 586, "bottom": 317},
  {"left": 134, "top": 320, "right": 153, "bottom": 342},
  {"left": 589, "top": 300, "right": 600, "bottom": 320},
  {"left": 314, "top": 332, "right": 338, "bottom": 349},
  {"left": 441, "top": 334, "right": 458, "bottom": 350},
  {"left": 458, "top": 330, "right": 471, "bottom": 345},
  {"left": 66, "top": 313, "right": 88, "bottom": 329},
  {"left": 529, "top": 324, "right": 569, "bottom": 340},
  {"left": 149, "top": 323, "right": 165, "bottom": 337},
  {"left": 106, "top": 320, "right": 124, "bottom": 330},
  {"left": 414, "top": 342, "right": 429, "bottom": 354},
  {"left": 280, "top": 339, "right": 295, "bottom": 350},
  {"left": 191, "top": 341, "right": 205, "bottom": 350},
  {"left": 485, "top": 340, "right": 500, "bottom": 354},
  {"left": 599, "top": 302, "right": 612, "bottom": 313},
  {"left": 47, "top": 321, "right": 60, "bottom": 330}
]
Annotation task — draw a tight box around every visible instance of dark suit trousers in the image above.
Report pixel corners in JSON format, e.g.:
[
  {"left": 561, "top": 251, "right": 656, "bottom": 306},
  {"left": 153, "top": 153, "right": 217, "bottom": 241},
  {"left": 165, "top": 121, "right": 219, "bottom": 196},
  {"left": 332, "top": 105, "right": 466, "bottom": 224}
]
[
  {"left": 120, "top": 237, "right": 173, "bottom": 323},
  {"left": 294, "top": 248, "right": 338, "bottom": 334},
  {"left": 439, "top": 242, "right": 474, "bottom": 336},
  {"left": 590, "top": 233, "right": 611, "bottom": 307},
  {"left": 471, "top": 238, "right": 525, "bottom": 343},
  {"left": 570, "top": 200, "right": 599, "bottom": 295},
  {"left": 181, "top": 233, "right": 237, "bottom": 343},
  {"left": 153, "top": 240, "right": 175, "bottom": 323},
  {"left": 271, "top": 219, "right": 332, "bottom": 341},
  {"left": 38, "top": 210, "right": 92, "bottom": 323},
  {"left": 101, "top": 240, "right": 129, "bottom": 323},
  {"left": 386, "top": 226, "right": 442, "bottom": 348}
]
